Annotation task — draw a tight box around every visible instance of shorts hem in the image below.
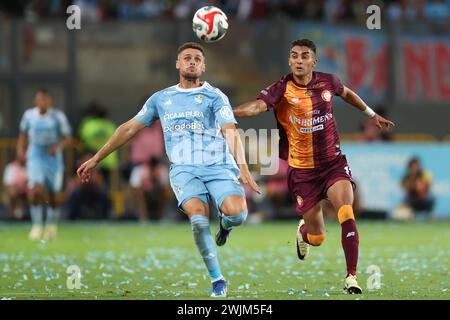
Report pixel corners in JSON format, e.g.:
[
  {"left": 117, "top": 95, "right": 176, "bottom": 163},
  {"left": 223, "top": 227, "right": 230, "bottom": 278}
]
[
  {"left": 216, "top": 190, "right": 245, "bottom": 211},
  {"left": 179, "top": 194, "right": 209, "bottom": 210},
  {"left": 323, "top": 176, "right": 356, "bottom": 198}
]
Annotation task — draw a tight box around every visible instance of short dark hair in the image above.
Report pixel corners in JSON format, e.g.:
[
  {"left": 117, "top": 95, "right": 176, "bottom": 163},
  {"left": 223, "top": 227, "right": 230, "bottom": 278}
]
[
  {"left": 36, "top": 88, "right": 50, "bottom": 95},
  {"left": 291, "top": 39, "right": 316, "bottom": 55},
  {"left": 177, "top": 42, "right": 205, "bottom": 57}
]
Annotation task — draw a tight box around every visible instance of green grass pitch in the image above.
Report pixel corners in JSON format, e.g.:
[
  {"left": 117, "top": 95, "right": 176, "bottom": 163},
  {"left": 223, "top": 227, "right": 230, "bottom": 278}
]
[{"left": 0, "top": 220, "right": 449, "bottom": 300}]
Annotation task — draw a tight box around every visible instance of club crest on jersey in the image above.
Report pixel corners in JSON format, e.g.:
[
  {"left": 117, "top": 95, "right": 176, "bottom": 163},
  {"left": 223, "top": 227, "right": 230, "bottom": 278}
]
[
  {"left": 194, "top": 94, "right": 204, "bottom": 104},
  {"left": 321, "top": 90, "right": 332, "bottom": 102},
  {"left": 305, "top": 90, "right": 313, "bottom": 97},
  {"left": 296, "top": 195, "right": 304, "bottom": 208},
  {"left": 219, "top": 106, "right": 234, "bottom": 121}
]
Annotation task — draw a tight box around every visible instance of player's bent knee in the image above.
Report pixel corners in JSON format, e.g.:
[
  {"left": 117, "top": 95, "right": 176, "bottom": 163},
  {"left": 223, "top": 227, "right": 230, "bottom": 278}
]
[
  {"left": 220, "top": 195, "right": 246, "bottom": 215},
  {"left": 307, "top": 233, "right": 326, "bottom": 246},
  {"left": 224, "top": 210, "right": 248, "bottom": 227},
  {"left": 337, "top": 205, "right": 355, "bottom": 224}
]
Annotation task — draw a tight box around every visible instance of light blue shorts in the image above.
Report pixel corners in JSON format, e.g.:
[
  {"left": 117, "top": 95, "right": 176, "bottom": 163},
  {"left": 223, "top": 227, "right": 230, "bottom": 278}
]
[
  {"left": 27, "top": 156, "right": 64, "bottom": 193},
  {"left": 169, "top": 164, "right": 245, "bottom": 210}
]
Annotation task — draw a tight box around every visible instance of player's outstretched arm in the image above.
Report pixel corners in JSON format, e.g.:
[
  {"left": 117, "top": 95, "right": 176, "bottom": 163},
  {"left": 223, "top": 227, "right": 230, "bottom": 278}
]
[
  {"left": 340, "top": 86, "right": 395, "bottom": 129},
  {"left": 221, "top": 123, "right": 261, "bottom": 194},
  {"left": 77, "top": 118, "right": 145, "bottom": 183},
  {"left": 233, "top": 99, "right": 268, "bottom": 118}
]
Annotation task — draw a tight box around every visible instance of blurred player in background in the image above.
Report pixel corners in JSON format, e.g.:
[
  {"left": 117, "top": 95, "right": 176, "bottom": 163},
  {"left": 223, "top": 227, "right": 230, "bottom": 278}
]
[
  {"left": 233, "top": 39, "right": 395, "bottom": 294},
  {"left": 77, "top": 42, "right": 260, "bottom": 298},
  {"left": 17, "top": 89, "right": 72, "bottom": 241}
]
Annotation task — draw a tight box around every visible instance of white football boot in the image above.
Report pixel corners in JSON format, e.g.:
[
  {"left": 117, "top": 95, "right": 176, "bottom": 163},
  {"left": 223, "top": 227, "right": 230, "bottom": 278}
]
[
  {"left": 344, "top": 274, "right": 363, "bottom": 294},
  {"left": 28, "top": 225, "right": 43, "bottom": 241},
  {"left": 296, "top": 219, "right": 310, "bottom": 260}
]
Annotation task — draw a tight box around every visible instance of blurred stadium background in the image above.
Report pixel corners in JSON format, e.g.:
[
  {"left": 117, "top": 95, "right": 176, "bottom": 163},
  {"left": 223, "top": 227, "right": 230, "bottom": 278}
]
[
  {"left": 1, "top": 0, "right": 449, "bottom": 222},
  {"left": 0, "top": 0, "right": 449, "bottom": 301}
]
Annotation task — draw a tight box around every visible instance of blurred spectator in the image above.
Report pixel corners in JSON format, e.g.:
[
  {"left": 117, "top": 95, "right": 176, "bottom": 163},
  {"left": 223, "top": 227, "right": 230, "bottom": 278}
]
[
  {"left": 129, "top": 157, "right": 169, "bottom": 221},
  {"left": 120, "top": 118, "right": 165, "bottom": 182},
  {"left": 279, "top": 0, "right": 303, "bottom": 20},
  {"left": 66, "top": 153, "right": 111, "bottom": 220},
  {"left": 3, "top": 0, "right": 448, "bottom": 23},
  {"left": 333, "top": 0, "right": 357, "bottom": 23},
  {"left": 424, "top": 0, "right": 450, "bottom": 23},
  {"left": 78, "top": 101, "right": 119, "bottom": 185},
  {"left": 172, "top": 0, "right": 193, "bottom": 19},
  {"left": 74, "top": 0, "right": 101, "bottom": 22},
  {"left": 131, "top": 120, "right": 165, "bottom": 165},
  {"left": 237, "top": 0, "right": 271, "bottom": 20},
  {"left": 2, "top": 157, "right": 28, "bottom": 219},
  {"left": 397, "top": 157, "right": 435, "bottom": 219},
  {"left": 385, "top": 0, "right": 427, "bottom": 22},
  {"left": 118, "top": 0, "right": 163, "bottom": 20},
  {"left": 359, "top": 106, "right": 394, "bottom": 142}
]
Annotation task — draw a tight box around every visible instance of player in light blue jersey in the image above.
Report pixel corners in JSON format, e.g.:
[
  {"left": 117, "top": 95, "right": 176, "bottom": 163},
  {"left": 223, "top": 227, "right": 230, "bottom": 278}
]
[
  {"left": 17, "top": 89, "right": 72, "bottom": 241},
  {"left": 77, "top": 42, "right": 260, "bottom": 298}
]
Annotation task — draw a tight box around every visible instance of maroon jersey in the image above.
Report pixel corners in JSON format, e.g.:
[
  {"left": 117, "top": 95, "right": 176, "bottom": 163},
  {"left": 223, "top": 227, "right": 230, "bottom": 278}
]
[{"left": 257, "top": 71, "right": 344, "bottom": 169}]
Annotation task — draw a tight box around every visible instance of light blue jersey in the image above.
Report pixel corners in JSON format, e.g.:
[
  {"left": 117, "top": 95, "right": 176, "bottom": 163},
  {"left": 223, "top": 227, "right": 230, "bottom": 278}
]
[
  {"left": 134, "top": 82, "right": 244, "bottom": 208},
  {"left": 135, "top": 81, "right": 237, "bottom": 167},
  {"left": 19, "top": 107, "right": 72, "bottom": 191}
]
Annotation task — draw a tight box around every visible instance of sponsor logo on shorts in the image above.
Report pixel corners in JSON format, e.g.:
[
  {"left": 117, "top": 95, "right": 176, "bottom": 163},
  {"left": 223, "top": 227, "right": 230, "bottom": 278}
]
[{"left": 296, "top": 195, "right": 304, "bottom": 208}]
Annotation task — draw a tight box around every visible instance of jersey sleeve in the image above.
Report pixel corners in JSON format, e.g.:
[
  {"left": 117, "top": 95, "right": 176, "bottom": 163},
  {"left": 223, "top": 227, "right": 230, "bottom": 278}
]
[
  {"left": 134, "top": 93, "right": 160, "bottom": 127},
  {"left": 57, "top": 111, "right": 72, "bottom": 137},
  {"left": 256, "top": 78, "right": 287, "bottom": 110},
  {"left": 330, "top": 74, "right": 344, "bottom": 96},
  {"left": 19, "top": 111, "right": 29, "bottom": 133},
  {"left": 212, "top": 89, "right": 237, "bottom": 127}
]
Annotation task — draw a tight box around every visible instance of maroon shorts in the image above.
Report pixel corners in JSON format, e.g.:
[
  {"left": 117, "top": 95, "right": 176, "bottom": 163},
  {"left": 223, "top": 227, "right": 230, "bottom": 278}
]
[{"left": 287, "top": 154, "right": 356, "bottom": 216}]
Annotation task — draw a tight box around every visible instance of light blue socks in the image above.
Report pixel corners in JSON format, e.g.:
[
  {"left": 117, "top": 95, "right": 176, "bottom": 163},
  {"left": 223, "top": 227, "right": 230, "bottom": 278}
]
[
  {"left": 46, "top": 206, "right": 60, "bottom": 224},
  {"left": 190, "top": 215, "right": 223, "bottom": 282},
  {"left": 30, "top": 205, "right": 43, "bottom": 226}
]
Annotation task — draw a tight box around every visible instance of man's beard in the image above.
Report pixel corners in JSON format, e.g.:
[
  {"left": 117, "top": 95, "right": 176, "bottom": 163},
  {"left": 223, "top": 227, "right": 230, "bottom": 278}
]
[{"left": 182, "top": 71, "right": 199, "bottom": 82}]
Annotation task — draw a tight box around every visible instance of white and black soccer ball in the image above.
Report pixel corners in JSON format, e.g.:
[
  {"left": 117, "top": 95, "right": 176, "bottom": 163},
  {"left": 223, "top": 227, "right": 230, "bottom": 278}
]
[{"left": 192, "top": 6, "right": 228, "bottom": 43}]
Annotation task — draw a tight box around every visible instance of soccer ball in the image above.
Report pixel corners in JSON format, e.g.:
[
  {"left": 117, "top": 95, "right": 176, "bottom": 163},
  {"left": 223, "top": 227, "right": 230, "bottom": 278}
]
[{"left": 192, "top": 6, "right": 228, "bottom": 43}]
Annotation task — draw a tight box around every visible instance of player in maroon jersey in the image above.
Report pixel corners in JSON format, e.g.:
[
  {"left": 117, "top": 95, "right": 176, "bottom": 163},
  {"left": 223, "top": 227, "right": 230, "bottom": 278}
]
[{"left": 233, "top": 39, "right": 395, "bottom": 294}]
